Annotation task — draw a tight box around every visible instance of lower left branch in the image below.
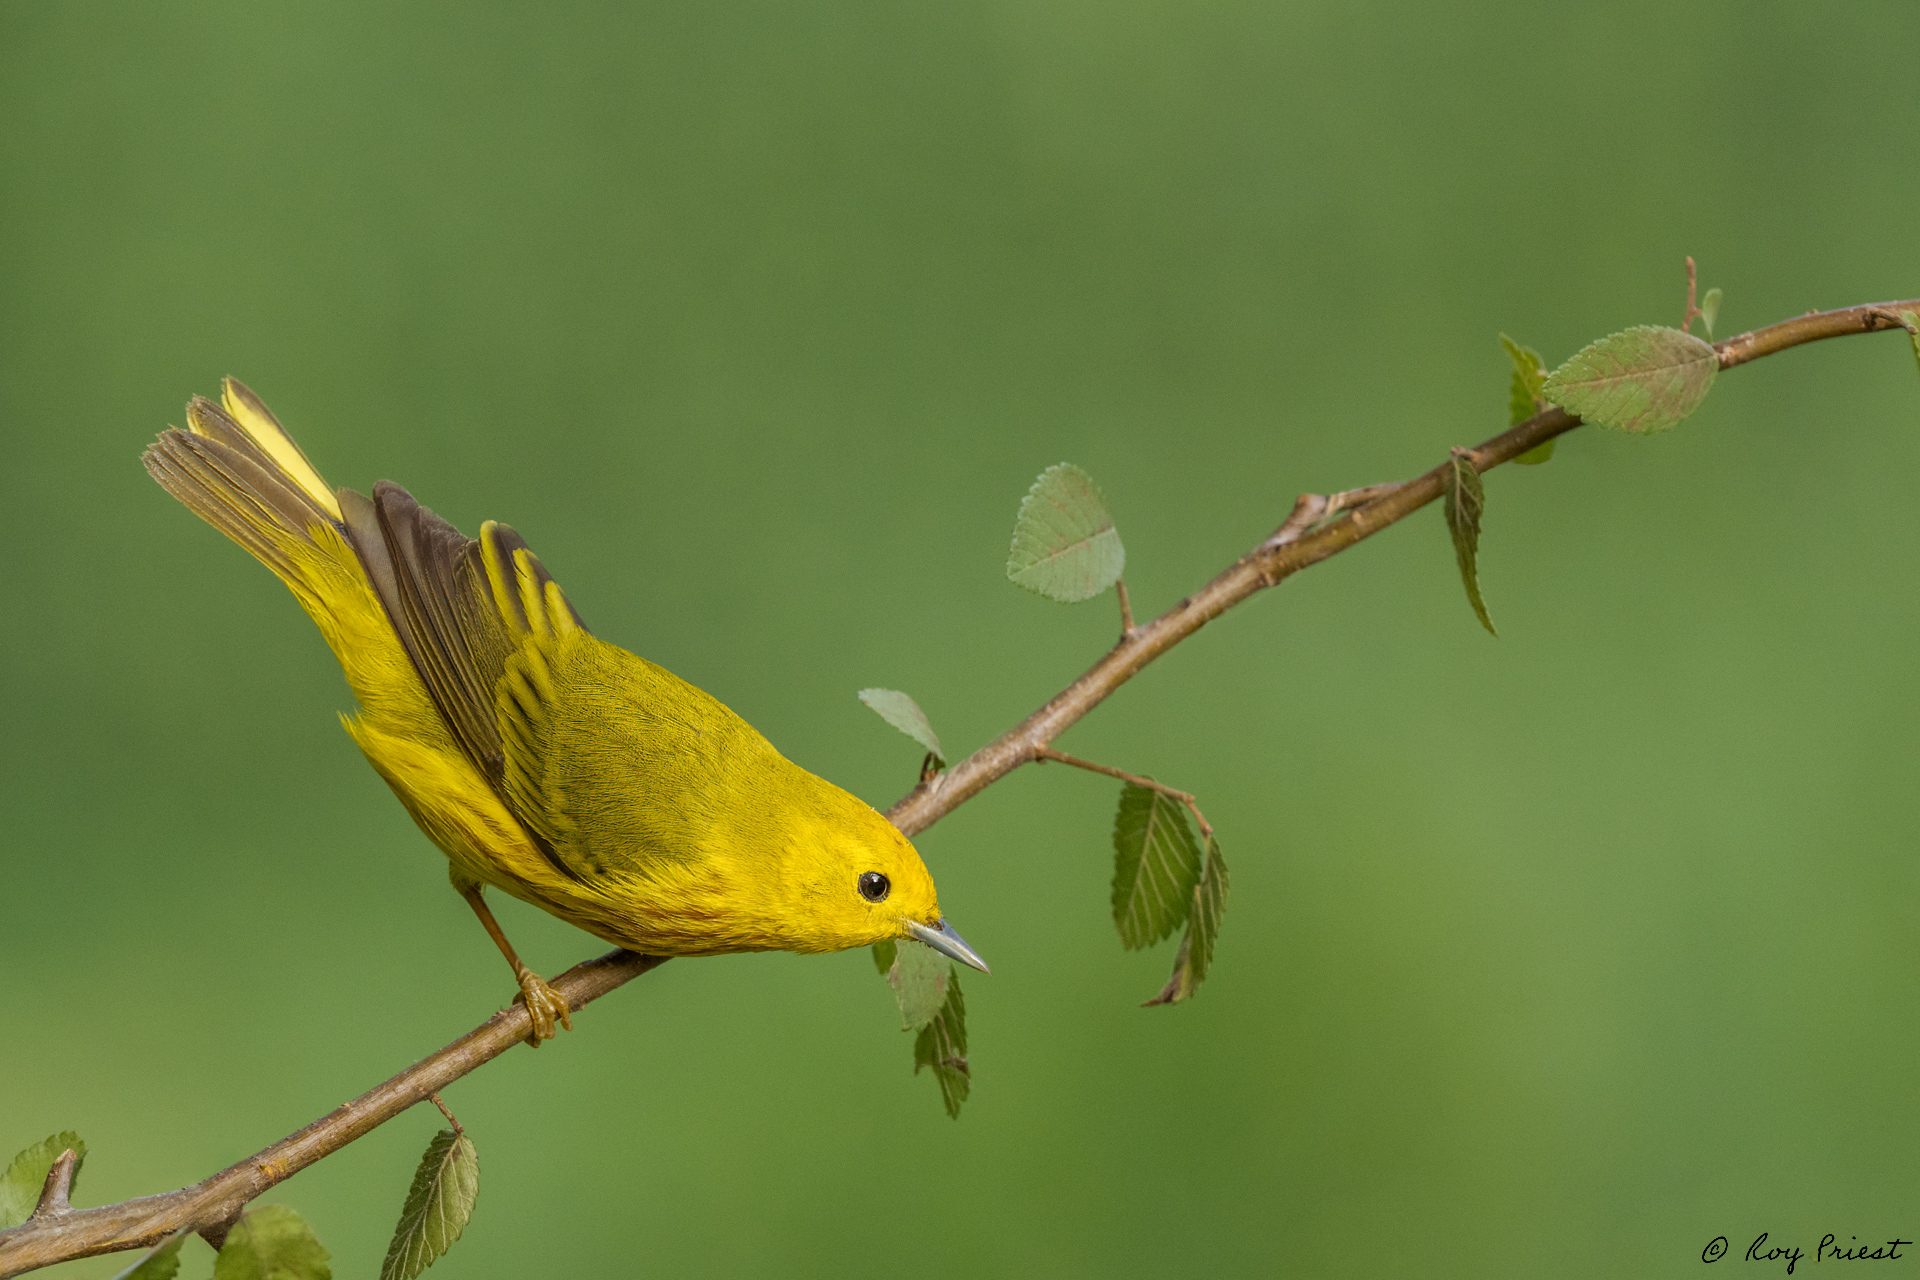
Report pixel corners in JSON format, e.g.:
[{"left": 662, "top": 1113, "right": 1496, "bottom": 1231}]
[{"left": 0, "top": 950, "right": 665, "bottom": 1277}]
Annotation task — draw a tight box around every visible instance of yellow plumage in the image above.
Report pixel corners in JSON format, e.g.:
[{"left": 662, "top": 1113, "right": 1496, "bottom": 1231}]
[{"left": 145, "top": 380, "right": 983, "bottom": 1039}]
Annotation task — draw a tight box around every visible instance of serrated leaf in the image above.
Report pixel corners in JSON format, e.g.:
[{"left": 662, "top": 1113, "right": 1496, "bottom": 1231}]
[
  {"left": 1006, "top": 463, "right": 1125, "bottom": 602},
  {"left": 380, "top": 1129, "right": 478, "bottom": 1280},
  {"left": 1500, "top": 334, "right": 1555, "bottom": 465},
  {"left": 1444, "top": 453, "right": 1496, "bottom": 636},
  {"left": 1111, "top": 783, "right": 1202, "bottom": 949},
  {"left": 912, "top": 973, "right": 969, "bottom": 1118},
  {"left": 887, "top": 940, "right": 950, "bottom": 1030},
  {"left": 0, "top": 1132, "right": 85, "bottom": 1228},
  {"left": 112, "top": 1231, "right": 189, "bottom": 1280},
  {"left": 1699, "top": 287, "right": 1723, "bottom": 337},
  {"left": 856, "top": 688, "right": 945, "bottom": 766},
  {"left": 213, "top": 1204, "right": 331, "bottom": 1280},
  {"left": 1146, "top": 835, "right": 1230, "bottom": 1006},
  {"left": 1543, "top": 325, "right": 1718, "bottom": 434},
  {"left": 871, "top": 939, "right": 896, "bottom": 975},
  {"left": 1900, "top": 310, "right": 1920, "bottom": 374}
]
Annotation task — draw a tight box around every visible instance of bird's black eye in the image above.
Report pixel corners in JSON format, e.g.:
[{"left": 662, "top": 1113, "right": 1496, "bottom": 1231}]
[{"left": 857, "top": 871, "right": 890, "bottom": 903}]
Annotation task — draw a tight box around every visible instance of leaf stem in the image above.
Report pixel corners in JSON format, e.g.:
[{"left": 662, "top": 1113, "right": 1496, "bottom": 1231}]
[
  {"left": 428, "top": 1094, "right": 464, "bottom": 1136},
  {"left": 1682, "top": 255, "right": 1700, "bottom": 333},
  {"left": 1033, "top": 746, "right": 1215, "bottom": 839}
]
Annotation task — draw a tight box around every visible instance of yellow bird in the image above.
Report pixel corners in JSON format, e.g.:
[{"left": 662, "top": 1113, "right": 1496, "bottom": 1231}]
[{"left": 145, "top": 379, "right": 986, "bottom": 1041}]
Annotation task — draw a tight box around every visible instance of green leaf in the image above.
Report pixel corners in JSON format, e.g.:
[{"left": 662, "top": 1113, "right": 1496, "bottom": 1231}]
[
  {"left": 1698, "top": 287, "right": 1723, "bottom": 337},
  {"left": 111, "top": 1231, "right": 189, "bottom": 1280},
  {"left": 912, "top": 972, "right": 970, "bottom": 1118},
  {"left": 0, "top": 1132, "right": 85, "bottom": 1228},
  {"left": 380, "top": 1129, "right": 479, "bottom": 1280},
  {"left": 1111, "top": 783, "right": 1202, "bottom": 949},
  {"left": 1899, "top": 310, "right": 1920, "bottom": 374},
  {"left": 213, "top": 1204, "right": 331, "bottom": 1280},
  {"left": 1543, "top": 325, "right": 1718, "bottom": 434},
  {"left": 887, "top": 939, "right": 950, "bottom": 1030},
  {"left": 1499, "top": 333, "right": 1546, "bottom": 425},
  {"left": 856, "top": 688, "right": 945, "bottom": 767},
  {"left": 1500, "top": 334, "right": 1555, "bottom": 465},
  {"left": 1444, "top": 452, "right": 1496, "bottom": 637},
  {"left": 1006, "top": 463, "right": 1125, "bottom": 602},
  {"left": 871, "top": 939, "right": 897, "bottom": 975},
  {"left": 1146, "top": 835, "right": 1230, "bottom": 1006}
]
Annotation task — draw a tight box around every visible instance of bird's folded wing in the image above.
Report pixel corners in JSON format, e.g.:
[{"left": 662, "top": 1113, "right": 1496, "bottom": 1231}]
[{"left": 341, "top": 481, "right": 591, "bottom": 875}]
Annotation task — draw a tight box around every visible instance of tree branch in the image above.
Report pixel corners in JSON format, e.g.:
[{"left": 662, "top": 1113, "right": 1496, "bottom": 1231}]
[
  {"left": 886, "top": 299, "right": 1916, "bottom": 831},
  {"left": 3, "top": 297, "right": 1912, "bottom": 1277}
]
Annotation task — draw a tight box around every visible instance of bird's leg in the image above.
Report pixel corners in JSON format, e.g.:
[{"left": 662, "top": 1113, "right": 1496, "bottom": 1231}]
[{"left": 457, "top": 881, "right": 573, "bottom": 1045}]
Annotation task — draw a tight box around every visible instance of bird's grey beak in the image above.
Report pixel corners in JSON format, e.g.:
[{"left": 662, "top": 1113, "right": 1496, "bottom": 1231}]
[{"left": 906, "top": 918, "right": 990, "bottom": 974}]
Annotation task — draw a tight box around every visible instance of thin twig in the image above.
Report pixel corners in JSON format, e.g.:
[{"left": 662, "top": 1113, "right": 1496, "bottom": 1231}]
[
  {"left": 3, "top": 295, "right": 1914, "bottom": 1278},
  {"left": 1114, "top": 577, "right": 1135, "bottom": 637},
  {"left": 1682, "top": 255, "right": 1701, "bottom": 332},
  {"left": 1266, "top": 493, "right": 1328, "bottom": 548},
  {"left": 1267, "top": 484, "right": 1400, "bottom": 553},
  {"left": 1323, "top": 482, "right": 1397, "bottom": 515},
  {"left": 1034, "top": 746, "right": 1214, "bottom": 838}
]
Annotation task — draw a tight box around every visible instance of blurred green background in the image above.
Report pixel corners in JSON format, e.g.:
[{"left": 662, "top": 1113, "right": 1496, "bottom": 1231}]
[{"left": 4, "top": 3, "right": 1917, "bottom": 1276}]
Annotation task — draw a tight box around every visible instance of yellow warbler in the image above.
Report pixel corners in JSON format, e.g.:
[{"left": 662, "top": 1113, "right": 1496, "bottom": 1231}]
[{"left": 145, "top": 379, "right": 985, "bottom": 1041}]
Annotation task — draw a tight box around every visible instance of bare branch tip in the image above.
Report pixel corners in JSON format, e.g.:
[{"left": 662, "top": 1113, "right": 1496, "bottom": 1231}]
[{"left": 31, "top": 1149, "right": 78, "bottom": 1219}]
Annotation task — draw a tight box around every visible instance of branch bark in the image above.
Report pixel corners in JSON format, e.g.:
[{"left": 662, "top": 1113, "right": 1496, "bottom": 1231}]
[{"left": 2, "top": 297, "right": 1912, "bottom": 1277}]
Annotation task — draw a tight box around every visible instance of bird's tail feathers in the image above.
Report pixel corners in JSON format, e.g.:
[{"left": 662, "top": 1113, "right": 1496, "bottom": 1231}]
[{"left": 143, "top": 378, "right": 345, "bottom": 587}]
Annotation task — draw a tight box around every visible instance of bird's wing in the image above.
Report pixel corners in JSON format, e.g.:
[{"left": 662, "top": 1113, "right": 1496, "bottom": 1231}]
[{"left": 341, "top": 482, "right": 591, "bottom": 871}]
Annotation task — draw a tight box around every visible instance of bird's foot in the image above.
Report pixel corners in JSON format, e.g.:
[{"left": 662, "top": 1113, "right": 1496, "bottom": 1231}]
[{"left": 514, "top": 966, "right": 573, "bottom": 1045}]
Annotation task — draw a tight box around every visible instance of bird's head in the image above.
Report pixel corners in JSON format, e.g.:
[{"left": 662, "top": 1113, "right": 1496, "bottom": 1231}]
[{"left": 777, "top": 778, "right": 989, "bottom": 973}]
